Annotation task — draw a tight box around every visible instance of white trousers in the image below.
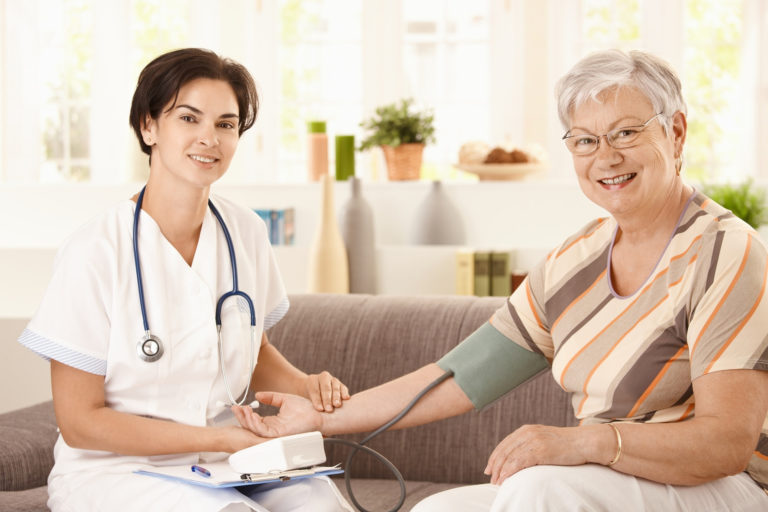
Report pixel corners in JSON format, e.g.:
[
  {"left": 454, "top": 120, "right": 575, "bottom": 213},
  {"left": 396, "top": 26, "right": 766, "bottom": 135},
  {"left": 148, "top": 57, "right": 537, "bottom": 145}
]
[
  {"left": 49, "top": 472, "right": 353, "bottom": 512},
  {"left": 411, "top": 465, "right": 768, "bottom": 512}
]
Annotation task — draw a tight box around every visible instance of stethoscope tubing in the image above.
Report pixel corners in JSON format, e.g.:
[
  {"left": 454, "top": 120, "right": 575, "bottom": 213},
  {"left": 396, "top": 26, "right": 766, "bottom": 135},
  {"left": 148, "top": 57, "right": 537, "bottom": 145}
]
[
  {"left": 208, "top": 201, "right": 256, "bottom": 328},
  {"left": 132, "top": 186, "right": 256, "bottom": 405},
  {"left": 133, "top": 187, "right": 151, "bottom": 334}
]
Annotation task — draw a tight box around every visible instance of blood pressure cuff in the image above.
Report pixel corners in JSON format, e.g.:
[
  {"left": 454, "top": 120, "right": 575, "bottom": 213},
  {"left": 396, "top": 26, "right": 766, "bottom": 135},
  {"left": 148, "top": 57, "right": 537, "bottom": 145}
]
[{"left": 436, "top": 321, "right": 549, "bottom": 411}]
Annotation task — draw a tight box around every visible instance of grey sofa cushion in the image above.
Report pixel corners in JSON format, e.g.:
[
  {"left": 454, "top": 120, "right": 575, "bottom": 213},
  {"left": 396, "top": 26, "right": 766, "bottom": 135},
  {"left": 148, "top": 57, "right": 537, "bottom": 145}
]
[
  {"left": 267, "top": 294, "right": 576, "bottom": 485},
  {"left": 0, "top": 401, "right": 57, "bottom": 492},
  {"left": 0, "top": 487, "right": 49, "bottom": 512}
]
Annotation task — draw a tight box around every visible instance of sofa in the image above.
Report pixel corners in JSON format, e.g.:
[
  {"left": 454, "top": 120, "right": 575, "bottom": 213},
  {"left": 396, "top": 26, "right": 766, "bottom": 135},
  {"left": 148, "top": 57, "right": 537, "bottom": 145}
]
[{"left": 0, "top": 293, "right": 576, "bottom": 511}]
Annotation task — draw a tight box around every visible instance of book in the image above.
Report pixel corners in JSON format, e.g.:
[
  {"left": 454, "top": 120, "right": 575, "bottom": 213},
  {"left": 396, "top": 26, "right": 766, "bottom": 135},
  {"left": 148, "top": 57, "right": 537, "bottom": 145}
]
[
  {"left": 473, "top": 251, "right": 491, "bottom": 296},
  {"left": 510, "top": 271, "right": 528, "bottom": 293},
  {"left": 135, "top": 462, "right": 342, "bottom": 489},
  {"left": 253, "top": 208, "right": 296, "bottom": 246},
  {"left": 490, "top": 251, "right": 512, "bottom": 297},
  {"left": 455, "top": 249, "right": 475, "bottom": 295},
  {"left": 283, "top": 208, "right": 295, "bottom": 245}
]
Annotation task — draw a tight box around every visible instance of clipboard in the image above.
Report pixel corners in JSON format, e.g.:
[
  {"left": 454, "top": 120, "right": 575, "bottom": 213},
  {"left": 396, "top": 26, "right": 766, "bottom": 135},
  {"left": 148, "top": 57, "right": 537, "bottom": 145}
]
[{"left": 135, "top": 461, "right": 343, "bottom": 489}]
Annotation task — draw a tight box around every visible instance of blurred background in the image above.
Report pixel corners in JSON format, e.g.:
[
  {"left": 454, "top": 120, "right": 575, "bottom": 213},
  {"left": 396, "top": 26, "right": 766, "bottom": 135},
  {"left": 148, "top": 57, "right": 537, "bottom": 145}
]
[{"left": 1, "top": 0, "right": 766, "bottom": 186}]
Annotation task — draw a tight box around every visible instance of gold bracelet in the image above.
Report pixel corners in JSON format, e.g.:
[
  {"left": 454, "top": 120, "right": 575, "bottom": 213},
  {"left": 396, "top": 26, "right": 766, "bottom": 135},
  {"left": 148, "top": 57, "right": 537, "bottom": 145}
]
[{"left": 607, "top": 423, "right": 623, "bottom": 466}]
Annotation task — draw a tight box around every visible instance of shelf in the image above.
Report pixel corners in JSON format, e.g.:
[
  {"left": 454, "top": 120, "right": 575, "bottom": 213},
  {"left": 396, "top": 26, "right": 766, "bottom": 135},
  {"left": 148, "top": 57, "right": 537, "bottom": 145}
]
[{"left": 273, "top": 244, "right": 549, "bottom": 296}]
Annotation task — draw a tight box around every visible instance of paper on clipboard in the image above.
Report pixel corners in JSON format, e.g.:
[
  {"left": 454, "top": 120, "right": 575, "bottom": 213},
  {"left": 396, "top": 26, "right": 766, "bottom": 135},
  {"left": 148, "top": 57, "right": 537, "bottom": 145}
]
[{"left": 135, "top": 461, "right": 343, "bottom": 489}]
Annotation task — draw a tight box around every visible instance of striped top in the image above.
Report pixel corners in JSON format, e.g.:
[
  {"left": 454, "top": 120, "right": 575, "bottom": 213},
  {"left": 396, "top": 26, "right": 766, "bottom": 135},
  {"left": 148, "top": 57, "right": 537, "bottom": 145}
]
[{"left": 491, "top": 191, "right": 768, "bottom": 489}]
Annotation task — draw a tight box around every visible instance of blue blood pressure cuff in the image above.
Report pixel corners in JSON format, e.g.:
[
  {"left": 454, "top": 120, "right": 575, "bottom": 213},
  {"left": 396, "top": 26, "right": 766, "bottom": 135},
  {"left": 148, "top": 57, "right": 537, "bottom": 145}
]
[{"left": 436, "top": 322, "right": 549, "bottom": 411}]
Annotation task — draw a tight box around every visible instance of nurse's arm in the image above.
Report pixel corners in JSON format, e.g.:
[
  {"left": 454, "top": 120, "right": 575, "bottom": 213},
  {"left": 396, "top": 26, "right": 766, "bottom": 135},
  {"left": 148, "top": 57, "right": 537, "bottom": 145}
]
[
  {"left": 51, "top": 360, "right": 262, "bottom": 455},
  {"left": 249, "top": 332, "right": 350, "bottom": 412}
]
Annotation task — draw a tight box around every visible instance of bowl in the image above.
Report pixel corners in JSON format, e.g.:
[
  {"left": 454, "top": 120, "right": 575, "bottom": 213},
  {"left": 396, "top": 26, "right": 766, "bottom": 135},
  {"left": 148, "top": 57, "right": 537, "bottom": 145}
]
[{"left": 454, "top": 162, "right": 546, "bottom": 181}]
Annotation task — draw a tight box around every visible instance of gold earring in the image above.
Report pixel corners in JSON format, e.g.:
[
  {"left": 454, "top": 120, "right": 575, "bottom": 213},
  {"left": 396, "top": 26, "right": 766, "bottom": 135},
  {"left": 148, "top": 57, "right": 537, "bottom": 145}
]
[{"left": 675, "top": 155, "right": 683, "bottom": 176}]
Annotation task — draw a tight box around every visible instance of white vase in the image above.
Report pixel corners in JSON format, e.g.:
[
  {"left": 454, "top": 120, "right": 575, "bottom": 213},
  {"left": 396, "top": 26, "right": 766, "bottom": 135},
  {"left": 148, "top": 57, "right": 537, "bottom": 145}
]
[
  {"left": 339, "top": 177, "right": 377, "bottom": 294},
  {"left": 307, "top": 175, "right": 349, "bottom": 293},
  {"left": 409, "top": 181, "right": 466, "bottom": 245}
]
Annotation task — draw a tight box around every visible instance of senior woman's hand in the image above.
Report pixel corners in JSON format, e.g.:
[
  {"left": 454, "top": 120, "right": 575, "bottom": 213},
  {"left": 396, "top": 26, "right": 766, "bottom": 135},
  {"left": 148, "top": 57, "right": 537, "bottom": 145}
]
[{"left": 484, "top": 424, "right": 613, "bottom": 485}]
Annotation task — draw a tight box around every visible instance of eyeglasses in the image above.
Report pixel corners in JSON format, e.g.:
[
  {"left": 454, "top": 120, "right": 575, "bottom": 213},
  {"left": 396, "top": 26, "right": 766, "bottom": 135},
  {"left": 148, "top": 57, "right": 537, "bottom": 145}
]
[{"left": 562, "top": 113, "right": 664, "bottom": 155}]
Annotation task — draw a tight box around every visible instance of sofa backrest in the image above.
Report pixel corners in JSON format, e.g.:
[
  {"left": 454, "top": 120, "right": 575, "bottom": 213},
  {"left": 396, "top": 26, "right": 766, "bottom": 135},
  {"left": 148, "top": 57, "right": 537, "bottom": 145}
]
[{"left": 267, "top": 294, "right": 577, "bottom": 485}]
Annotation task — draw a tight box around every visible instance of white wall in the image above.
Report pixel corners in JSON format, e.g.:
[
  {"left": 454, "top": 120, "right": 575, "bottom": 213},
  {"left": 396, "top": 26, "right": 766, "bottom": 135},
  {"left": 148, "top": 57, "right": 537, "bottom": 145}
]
[
  {"left": 0, "top": 178, "right": 601, "bottom": 246},
  {"left": 1, "top": 318, "right": 51, "bottom": 414},
  {"left": 0, "top": 178, "right": 604, "bottom": 313}
]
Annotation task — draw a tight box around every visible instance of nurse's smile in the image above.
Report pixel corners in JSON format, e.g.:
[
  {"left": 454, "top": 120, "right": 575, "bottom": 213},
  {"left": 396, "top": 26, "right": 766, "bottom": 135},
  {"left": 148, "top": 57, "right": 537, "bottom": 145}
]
[{"left": 189, "top": 153, "right": 220, "bottom": 168}]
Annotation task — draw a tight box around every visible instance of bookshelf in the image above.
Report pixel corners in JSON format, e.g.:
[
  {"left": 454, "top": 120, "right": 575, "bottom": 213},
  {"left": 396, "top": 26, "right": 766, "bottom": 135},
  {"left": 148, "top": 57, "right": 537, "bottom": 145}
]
[{"left": 273, "top": 244, "right": 549, "bottom": 296}]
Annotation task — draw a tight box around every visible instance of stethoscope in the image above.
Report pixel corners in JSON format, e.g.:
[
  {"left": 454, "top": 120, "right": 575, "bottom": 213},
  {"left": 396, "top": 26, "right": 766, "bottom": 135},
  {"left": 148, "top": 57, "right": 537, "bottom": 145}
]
[{"left": 132, "top": 186, "right": 256, "bottom": 406}]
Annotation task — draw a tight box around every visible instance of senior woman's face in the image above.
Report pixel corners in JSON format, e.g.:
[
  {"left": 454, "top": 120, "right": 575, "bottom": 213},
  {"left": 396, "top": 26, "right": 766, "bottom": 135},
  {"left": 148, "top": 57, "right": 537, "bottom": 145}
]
[{"left": 569, "top": 86, "right": 678, "bottom": 220}]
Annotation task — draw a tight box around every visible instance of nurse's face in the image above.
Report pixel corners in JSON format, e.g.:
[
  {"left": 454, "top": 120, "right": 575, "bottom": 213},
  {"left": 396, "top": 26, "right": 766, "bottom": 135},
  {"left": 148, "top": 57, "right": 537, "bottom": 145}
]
[{"left": 142, "top": 78, "right": 240, "bottom": 189}]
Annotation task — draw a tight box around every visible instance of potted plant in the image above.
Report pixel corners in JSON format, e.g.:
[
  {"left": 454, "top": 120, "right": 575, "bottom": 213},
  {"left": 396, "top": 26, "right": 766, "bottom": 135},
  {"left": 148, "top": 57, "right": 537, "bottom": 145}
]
[
  {"left": 359, "top": 98, "right": 436, "bottom": 180},
  {"left": 702, "top": 179, "right": 768, "bottom": 230}
]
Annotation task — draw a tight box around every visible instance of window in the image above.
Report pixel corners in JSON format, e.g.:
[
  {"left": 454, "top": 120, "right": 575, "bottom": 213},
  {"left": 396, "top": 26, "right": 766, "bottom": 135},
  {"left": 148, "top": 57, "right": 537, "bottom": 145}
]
[
  {"left": 276, "top": 0, "right": 489, "bottom": 183},
  {"left": 0, "top": 0, "right": 765, "bottom": 184},
  {"left": 278, "top": 0, "right": 363, "bottom": 182},
  {"left": 579, "top": 0, "right": 749, "bottom": 182},
  {"left": 39, "top": 0, "right": 93, "bottom": 183},
  {"left": 683, "top": 0, "right": 745, "bottom": 182},
  {"left": 401, "top": 0, "right": 490, "bottom": 181}
]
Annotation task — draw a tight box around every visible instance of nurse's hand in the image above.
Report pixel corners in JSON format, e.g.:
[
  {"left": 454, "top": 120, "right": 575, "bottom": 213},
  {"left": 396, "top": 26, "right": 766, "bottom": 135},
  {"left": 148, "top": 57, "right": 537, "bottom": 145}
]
[
  {"left": 232, "top": 392, "right": 322, "bottom": 438},
  {"left": 304, "top": 371, "right": 350, "bottom": 412}
]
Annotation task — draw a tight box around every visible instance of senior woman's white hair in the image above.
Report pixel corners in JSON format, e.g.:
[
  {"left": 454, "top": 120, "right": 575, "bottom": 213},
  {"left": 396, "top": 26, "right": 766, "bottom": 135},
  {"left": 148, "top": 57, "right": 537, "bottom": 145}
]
[{"left": 555, "top": 49, "right": 687, "bottom": 134}]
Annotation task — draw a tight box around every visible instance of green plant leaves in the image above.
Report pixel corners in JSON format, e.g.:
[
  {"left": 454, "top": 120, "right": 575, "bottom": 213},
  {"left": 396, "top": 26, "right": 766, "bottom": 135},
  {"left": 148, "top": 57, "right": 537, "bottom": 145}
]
[
  {"left": 702, "top": 179, "right": 768, "bottom": 228},
  {"left": 359, "top": 98, "right": 436, "bottom": 151}
]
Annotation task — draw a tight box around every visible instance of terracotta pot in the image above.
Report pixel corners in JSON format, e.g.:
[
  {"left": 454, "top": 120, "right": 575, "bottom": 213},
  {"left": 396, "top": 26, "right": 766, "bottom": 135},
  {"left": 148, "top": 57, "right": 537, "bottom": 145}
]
[{"left": 380, "top": 143, "right": 424, "bottom": 180}]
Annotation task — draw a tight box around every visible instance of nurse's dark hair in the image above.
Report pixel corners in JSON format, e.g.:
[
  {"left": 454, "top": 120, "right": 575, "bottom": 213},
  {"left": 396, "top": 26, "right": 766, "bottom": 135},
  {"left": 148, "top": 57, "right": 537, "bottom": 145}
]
[{"left": 129, "top": 48, "right": 259, "bottom": 158}]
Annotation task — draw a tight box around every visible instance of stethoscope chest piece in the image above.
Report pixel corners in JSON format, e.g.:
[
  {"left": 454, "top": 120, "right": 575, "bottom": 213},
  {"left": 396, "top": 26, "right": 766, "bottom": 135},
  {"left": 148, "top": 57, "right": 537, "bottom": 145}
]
[{"left": 137, "top": 333, "right": 164, "bottom": 362}]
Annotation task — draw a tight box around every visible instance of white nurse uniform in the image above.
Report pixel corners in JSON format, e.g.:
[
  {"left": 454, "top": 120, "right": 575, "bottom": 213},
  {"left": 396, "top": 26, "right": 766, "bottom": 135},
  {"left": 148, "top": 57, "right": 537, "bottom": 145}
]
[{"left": 18, "top": 195, "right": 352, "bottom": 512}]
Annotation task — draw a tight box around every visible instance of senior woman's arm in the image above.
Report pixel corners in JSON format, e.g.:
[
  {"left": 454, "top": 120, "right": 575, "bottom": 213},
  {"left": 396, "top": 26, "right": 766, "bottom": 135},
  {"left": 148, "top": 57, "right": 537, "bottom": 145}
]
[
  {"left": 485, "top": 368, "right": 768, "bottom": 485},
  {"left": 607, "top": 369, "right": 768, "bottom": 484}
]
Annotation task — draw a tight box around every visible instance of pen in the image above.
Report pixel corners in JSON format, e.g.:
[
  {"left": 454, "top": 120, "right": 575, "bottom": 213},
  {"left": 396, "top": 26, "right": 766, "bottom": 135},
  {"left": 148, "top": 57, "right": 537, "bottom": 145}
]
[{"left": 191, "top": 464, "right": 211, "bottom": 478}]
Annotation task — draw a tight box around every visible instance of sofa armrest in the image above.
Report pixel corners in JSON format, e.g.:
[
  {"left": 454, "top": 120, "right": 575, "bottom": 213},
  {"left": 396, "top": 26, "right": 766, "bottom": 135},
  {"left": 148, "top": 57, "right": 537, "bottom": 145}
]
[{"left": 0, "top": 401, "right": 58, "bottom": 491}]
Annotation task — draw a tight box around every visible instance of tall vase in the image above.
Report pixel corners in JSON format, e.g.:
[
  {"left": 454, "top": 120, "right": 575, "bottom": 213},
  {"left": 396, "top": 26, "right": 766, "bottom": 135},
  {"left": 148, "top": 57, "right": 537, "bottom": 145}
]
[
  {"left": 307, "top": 175, "right": 349, "bottom": 293},
  {"left": 409, "top": 180, "right": 466, "bottom": 245},
  {"left": 339, "top": 177, "right": 376, "bottom": 294}
]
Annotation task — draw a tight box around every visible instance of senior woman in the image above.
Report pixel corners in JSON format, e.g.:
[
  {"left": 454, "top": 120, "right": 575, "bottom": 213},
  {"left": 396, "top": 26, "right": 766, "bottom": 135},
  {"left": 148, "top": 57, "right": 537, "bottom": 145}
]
[{"left": 234, "top": 49, "right": 768, "bottom": 511}]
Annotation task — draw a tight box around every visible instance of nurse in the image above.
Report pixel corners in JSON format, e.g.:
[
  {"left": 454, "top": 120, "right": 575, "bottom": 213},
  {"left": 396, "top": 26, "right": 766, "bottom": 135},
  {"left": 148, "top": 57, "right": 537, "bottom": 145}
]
[{"left": 18, "top": 48, "right": 353, "bottom": 512}]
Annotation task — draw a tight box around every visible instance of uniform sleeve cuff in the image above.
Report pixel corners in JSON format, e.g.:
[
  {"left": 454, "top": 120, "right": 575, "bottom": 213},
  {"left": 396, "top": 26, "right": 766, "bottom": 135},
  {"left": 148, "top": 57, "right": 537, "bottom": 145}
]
[
  {"left": 264, "top": 296, "right": 290, "bottom": 330},
  {"left": 18, "top": 328, "right": 107, "bottom": 375}
]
